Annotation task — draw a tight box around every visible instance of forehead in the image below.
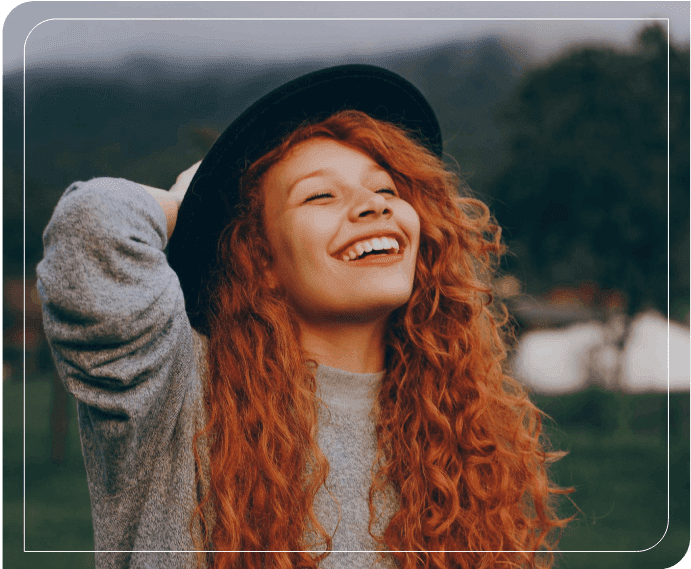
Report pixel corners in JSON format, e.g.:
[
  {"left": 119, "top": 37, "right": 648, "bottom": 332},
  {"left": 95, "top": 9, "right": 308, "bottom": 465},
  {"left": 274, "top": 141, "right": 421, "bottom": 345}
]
[
  {"left": 261, "top": 138, "right": 389, "bottom": 201},
  {"left": 275, "top": 138, "right": 381, "bottom": 176}
]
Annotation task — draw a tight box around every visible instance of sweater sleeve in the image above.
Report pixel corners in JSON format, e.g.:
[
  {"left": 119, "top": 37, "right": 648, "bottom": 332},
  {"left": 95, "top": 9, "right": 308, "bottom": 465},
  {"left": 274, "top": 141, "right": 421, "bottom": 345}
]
[{"left": 37, "top": 177, "right": 196, "bottom": 497}]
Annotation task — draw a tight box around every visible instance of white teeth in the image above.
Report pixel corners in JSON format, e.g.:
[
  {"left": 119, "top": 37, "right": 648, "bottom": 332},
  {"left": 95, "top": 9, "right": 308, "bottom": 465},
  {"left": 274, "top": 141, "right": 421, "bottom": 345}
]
[{"left": 339, "top": 236, "right": 403, "bottom": 261}]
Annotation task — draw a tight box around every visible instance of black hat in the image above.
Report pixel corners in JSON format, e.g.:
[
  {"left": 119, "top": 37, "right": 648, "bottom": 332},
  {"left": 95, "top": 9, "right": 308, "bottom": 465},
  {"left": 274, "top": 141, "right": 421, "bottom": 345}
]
[{"left": 168, "top": 64, "right": 442, "bottom": 331}]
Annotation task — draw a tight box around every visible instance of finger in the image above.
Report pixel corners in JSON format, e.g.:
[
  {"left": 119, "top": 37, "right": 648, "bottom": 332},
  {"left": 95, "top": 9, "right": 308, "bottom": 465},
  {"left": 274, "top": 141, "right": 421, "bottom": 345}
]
[
  {"left": 170, "top": 161, "right": 202, "bottom": 196},
  {"left": 178, "top": 160, "right": 202, "bottom": 182}
]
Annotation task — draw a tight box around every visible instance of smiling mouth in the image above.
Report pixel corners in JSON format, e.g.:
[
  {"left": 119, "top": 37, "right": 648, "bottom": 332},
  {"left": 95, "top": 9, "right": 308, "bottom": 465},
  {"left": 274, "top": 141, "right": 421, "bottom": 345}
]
[{"left": 335, "top": 236, "right": 403, "bottom": 262}]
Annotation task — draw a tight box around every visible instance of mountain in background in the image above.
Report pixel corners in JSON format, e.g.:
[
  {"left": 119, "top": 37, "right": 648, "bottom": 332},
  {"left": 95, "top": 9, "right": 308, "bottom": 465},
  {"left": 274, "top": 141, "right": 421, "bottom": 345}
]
[{"left": 6, "top": 28, "right": 687, "bottom": 323}]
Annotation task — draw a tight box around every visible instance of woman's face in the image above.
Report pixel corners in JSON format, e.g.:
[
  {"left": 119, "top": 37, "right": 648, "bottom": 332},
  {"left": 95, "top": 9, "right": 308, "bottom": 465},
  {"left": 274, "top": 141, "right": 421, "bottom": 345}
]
[{"left": 261, "top": 138, "right": 420, "bottom": 324}]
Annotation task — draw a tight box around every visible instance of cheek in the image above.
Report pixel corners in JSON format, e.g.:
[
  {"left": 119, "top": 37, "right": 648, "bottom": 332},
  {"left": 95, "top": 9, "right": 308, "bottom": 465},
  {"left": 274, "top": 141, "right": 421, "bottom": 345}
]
[
  {"left": 263, "top": 215, "right": 300, "bottom": 289},
  {"left": 398, "top": 202, "right": 421, "bottom": 251},
  {"left": 289, "top": 211, "right": 339, "bottom": 259},
  {"left": 294, "top": 211, "right": 336, "bottom": 236},
  {"left": 272, "top": 214, "right": 333, "bottom": 278}
]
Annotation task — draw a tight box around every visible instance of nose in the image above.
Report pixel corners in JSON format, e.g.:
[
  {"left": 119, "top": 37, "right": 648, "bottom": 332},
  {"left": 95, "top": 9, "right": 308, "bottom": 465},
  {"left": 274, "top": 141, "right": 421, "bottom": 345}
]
[{"left": 348, "top": 189, "right": 392, "bottom": 222}]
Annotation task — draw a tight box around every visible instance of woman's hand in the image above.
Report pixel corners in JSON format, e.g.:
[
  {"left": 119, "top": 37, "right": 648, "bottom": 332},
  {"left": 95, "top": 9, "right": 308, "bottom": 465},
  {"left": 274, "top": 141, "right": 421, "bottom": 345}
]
[
  {"left": 168, "top": 160, "right": 202, "bottom": 206},
  {"left": 139, "top": 161, "right": 202, "bottom": 239}
]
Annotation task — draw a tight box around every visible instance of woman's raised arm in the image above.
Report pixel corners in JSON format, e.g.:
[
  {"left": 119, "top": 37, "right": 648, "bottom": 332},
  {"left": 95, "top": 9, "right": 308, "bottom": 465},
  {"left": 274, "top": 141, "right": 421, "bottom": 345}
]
[
  {"left": 36, "top": 168, "right": 206, "bottom": 499},
  {"left": 36, "top": 166, "right": 211, "bottom": 563}
]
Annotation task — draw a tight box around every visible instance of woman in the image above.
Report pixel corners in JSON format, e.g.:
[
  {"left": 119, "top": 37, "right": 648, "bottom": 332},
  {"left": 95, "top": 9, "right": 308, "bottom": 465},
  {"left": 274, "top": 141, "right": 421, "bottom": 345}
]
[{"left": 38, "top": 65, "right": 572, "bottom": 569}]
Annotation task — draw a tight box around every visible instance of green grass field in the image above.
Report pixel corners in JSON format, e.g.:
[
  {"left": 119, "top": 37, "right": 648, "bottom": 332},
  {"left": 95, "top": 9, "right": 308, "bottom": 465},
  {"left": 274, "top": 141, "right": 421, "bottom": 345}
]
[{"left": 4, "top": 375, "right": 689, "bottom": 568}]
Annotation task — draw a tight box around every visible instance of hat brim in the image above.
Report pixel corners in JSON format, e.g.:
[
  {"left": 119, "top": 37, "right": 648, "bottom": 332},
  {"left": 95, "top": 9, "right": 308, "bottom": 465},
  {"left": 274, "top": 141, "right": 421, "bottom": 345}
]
[{"left": 168, "top": 64, "right": 442, "bottom": 331}]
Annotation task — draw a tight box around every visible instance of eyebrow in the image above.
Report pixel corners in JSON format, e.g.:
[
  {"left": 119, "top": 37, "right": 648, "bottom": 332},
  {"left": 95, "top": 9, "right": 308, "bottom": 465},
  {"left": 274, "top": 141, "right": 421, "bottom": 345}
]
[{"left": 286, "top": 164, "right": 389, "bottom": 197}]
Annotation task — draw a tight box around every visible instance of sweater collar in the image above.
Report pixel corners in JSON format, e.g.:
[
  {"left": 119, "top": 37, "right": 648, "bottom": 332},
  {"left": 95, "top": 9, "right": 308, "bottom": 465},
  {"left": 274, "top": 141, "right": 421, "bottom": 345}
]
[{"left": 315, "top": 364, "right": 384, "bottom": 415}]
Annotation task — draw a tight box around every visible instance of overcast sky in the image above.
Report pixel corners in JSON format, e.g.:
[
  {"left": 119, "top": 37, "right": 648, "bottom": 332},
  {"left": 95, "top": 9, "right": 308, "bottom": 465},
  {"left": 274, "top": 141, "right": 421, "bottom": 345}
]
[{"left": 5, "top": 1, "right": 689, "bottom": 73}]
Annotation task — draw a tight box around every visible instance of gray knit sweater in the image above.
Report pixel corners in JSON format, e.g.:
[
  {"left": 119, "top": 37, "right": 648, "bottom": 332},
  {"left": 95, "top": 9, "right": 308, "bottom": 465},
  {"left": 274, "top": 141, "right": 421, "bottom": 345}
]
[{"left": 37, "top": 178, "right": 399, "bottom": 569}]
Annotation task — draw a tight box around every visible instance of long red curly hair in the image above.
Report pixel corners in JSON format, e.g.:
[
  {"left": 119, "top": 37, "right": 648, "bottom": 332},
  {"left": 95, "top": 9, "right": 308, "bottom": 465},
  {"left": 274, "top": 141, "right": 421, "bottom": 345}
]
[{"left": 191, "top": 110, "right": 574, "bottom": 569}]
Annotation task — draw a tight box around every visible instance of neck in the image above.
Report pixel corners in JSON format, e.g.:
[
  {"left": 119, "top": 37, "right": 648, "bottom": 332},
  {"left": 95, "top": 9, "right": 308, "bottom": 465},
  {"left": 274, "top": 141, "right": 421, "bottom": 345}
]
[{"left": 298, "top": 317, "right": 387, "bottom": 374}]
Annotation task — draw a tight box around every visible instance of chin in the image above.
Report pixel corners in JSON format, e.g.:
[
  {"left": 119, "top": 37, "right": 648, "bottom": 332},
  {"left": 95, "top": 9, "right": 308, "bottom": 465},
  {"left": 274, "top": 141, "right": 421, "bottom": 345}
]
[{"left": 336, "top": 292, "right": 412, "bottom": 322}]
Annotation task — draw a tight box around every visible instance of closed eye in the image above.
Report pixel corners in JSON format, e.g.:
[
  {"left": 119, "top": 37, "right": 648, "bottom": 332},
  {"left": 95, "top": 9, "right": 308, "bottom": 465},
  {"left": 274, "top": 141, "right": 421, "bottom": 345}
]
[
  {"left": 306, "top": 188, "right": 395, "bottom": 202},
  {"left": 305, "top": 192, "right": 334, "bottom": 202}
]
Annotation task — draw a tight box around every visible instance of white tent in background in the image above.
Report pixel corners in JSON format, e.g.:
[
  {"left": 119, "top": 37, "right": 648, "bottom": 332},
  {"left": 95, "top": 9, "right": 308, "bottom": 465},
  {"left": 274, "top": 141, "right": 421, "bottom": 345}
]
[
  {"left": 512, "top": 311, "right": 690, "bottom": 394},
  {"left": 512, "top": 322, "right": 605, "bottom": 394},
  {"left": 623, "top": 311, "right": 690, "bottom": 392}
]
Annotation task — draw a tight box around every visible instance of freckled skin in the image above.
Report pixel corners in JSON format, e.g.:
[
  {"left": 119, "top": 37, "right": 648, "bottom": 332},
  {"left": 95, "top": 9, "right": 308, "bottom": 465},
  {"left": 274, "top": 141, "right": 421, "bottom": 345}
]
[{"left": 261, "top": 139, "right": 420, "bottom": 326}]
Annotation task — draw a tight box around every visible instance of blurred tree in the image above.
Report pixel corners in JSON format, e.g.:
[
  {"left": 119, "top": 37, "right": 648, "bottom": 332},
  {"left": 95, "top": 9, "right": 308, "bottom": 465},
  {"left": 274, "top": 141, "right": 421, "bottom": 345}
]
[
  {"left": 389, "top": 36, "right": 524, "bottom": 192},
  {"left": 489, "top": 24, "right": 689, "bottom": 320}
]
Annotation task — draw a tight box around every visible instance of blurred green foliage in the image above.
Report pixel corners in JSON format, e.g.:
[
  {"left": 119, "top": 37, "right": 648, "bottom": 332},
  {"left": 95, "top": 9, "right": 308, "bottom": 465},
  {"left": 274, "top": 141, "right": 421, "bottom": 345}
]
[
  {"left": 488, "top": 24, "right": 689, "bottom": 317},
  {"left": 534, "top": 388, "right": 689, "bottom": 569}
]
